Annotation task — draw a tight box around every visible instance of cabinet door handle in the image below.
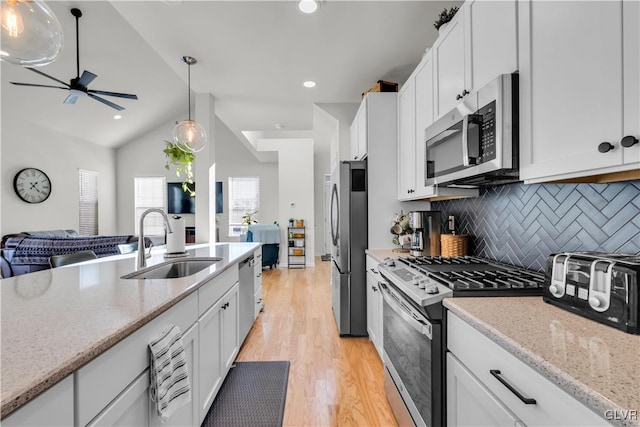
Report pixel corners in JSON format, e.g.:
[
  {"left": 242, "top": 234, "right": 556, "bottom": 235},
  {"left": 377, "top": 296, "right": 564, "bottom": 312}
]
[
  {"left": 489, "top": 370, "right": 537, "bottom": 405},
  {"left": 598, "top": 142, "right": 615, "bottom": 153},
  {"left": 621, "top": 135, "right": 639, "bottom": 148},
  {"left": 372, "top": 286, "right": 378, "bottom": 292},
  {"left": 456, "top": 93, "right": 463, "bottom": 101}
]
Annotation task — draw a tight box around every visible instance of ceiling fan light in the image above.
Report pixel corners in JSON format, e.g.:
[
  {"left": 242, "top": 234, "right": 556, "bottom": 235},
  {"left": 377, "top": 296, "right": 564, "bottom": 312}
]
[
  {"left": 173, "top": 119, "right": 206, "bottom": 153},
  {"left": 0, "top": 0, "right": 63, "bottom": 66}
]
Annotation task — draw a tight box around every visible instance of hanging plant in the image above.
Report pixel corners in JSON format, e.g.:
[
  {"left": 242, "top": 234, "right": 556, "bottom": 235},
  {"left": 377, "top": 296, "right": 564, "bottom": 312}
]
[{"left": 163, "top": 141, "right": 196, "bottom": 197}]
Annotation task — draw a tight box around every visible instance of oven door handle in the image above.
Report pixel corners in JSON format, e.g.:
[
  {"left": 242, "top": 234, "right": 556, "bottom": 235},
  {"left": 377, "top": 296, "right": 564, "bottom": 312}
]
[
  {"left": 462, "top": 114, "right": 471, "bottom": 167},
  {"left": 381, "top": 285, "right": 432, "bottom": 339}
]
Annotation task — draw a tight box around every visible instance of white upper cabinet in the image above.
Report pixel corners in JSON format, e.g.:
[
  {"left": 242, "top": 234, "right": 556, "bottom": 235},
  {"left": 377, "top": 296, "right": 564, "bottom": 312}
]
[
  {"left": 433, "top": 9, "right": 467, "bottom": 119},
  {"left": 433, "top": 0, "right": 518, "bottom": 121},
  {"left": 465, "top": 0, "right": 518, "bottom": 92},
  {"left": 519, "top": 0, "right": 640, "bottom": 182},
  {"left": 350, "top": 100, "right": 368, "bottom": 160},
  {"left": 397, "top": 74, "right": 416, "bottom": 199}
]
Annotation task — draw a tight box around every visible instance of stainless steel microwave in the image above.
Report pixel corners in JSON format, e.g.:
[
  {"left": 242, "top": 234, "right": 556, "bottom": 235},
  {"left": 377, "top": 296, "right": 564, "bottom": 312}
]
[{"left": 424, "top": 74, "right": 519, "bottom": 187}]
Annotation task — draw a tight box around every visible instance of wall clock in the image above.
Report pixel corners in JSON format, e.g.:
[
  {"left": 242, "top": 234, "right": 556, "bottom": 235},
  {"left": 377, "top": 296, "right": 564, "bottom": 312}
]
[{"left": 13, "top": 168, "right": 52, "bottom": 204}]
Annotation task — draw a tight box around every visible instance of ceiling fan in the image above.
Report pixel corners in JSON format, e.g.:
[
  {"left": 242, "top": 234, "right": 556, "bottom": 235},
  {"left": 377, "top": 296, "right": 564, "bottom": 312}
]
[{"left": 10, "top": 8, "right": 138, "bottom": 111}]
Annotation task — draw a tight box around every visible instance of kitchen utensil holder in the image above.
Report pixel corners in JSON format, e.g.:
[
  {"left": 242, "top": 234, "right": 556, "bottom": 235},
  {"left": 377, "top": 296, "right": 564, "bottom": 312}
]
[{"left": 441, "top": 234, "right": 468, "bottom": 257}]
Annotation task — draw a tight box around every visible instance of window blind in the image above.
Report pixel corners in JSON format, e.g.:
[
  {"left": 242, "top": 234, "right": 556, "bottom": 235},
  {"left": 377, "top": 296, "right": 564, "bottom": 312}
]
[
  {"left": 228, "top": 177, "right": 260, "bottom": 235},
  {"left": 79, "top": 169, "right": 98, "bottom": 236},
  {"left": 134, "top": 176, "right": 166, "bottom": 236}
]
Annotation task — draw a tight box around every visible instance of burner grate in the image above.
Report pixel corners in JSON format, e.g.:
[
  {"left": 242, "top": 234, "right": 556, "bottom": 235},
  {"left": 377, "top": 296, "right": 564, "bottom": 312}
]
[{"left": 400, "top": 255, "right": 546, "bottom": 293}]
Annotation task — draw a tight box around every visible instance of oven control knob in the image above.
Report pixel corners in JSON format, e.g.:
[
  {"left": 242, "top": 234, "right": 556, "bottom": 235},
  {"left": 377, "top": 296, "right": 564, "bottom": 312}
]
[
  {"left": 418, "top": 279, "right": 427, "bottom": 289},
  {"left": 426, "top": 285, "right": 440, "bottom": 294},
  {"left": 412, "top": 278, "right": 420, "bottom": 287},
  {"left": 589, "top": 295, "right": 605, "bottom": 309}
]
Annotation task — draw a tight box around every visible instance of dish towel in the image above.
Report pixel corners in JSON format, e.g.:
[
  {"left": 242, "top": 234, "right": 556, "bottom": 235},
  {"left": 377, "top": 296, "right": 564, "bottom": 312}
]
[{"left": 149, "top": 325, "right": 191, "bottom": 420}]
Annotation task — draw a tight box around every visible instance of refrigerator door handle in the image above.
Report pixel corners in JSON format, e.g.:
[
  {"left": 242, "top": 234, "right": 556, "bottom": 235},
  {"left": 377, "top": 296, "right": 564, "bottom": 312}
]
[{"left": 330, "top": 183, "right": 339, "bottom": 246}]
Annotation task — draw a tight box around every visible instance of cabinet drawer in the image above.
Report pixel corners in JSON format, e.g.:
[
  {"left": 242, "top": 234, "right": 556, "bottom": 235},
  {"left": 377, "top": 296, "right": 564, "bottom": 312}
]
[
  {"left": 198, "top": 266, "right": 238, "bottom": 316},
  {"left": 447, "top": 312, "right": 610, "bottom": 427},
  {"left": 76, "top": 292, "right": 198, "bottom": 426},
  {"left": 365, "top": 255, "right": 384, "bottom": 281},
  {"left": 2, "top": 375, "right": 73, "bottom": 427},
  {"left": 254, "top": 285, "right": 263, "bottom": 319}
]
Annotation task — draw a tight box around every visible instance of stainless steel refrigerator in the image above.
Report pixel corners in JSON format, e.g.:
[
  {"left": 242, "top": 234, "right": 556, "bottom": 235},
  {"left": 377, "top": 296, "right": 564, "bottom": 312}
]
[{"left": 330, "top": 160, "right": 368, "bottom": 336}]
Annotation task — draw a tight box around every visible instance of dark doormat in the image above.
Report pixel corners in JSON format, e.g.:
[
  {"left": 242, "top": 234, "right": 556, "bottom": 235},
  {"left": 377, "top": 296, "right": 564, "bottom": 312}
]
[
  {"left": 320, "top": 254, "right": 331, "bottom": 261},
  {"left": 201, "top": 361, "right": 290, "bottom": 427}
]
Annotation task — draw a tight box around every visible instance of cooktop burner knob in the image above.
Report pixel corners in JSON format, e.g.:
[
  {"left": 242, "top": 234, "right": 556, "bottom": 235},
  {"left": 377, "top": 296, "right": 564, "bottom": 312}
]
[
  {"left": 418, "top": 279, "right": 427, "bottom": 289},
  {"left": 412, "top": 277, "right": 420, "bottom": 286},
  {"left": 426, "top": 285, "right": 440, "bottom": 294}
]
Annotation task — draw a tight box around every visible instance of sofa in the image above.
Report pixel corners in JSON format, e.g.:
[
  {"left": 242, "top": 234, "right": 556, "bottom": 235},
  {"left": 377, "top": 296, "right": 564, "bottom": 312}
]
[{"left": 0, "top": 230, "right": 149, "bottom": 278}]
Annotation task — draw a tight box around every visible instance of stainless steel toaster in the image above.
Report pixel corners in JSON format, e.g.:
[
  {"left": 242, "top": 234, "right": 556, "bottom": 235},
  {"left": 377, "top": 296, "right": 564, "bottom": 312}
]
[{"left": 542, "top": 252, "right": 640, "bottom": 334}]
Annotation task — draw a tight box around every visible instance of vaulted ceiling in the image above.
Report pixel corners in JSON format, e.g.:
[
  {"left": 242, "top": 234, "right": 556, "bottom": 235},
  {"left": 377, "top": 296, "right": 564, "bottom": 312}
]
[{"left": 2, "top": 1, "right": 460, "bottom": 149}]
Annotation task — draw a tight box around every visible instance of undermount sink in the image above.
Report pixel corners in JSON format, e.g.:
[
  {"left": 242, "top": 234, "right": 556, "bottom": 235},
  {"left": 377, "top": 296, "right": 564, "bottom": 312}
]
[{"left": 121, "top": 257, "right": 223, "bottom": 280}]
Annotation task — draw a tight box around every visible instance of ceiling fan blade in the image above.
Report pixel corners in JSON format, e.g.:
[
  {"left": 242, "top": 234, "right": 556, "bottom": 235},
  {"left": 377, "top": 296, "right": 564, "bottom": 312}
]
[
  {"left": 88, "top": 93, "right": 125, "bottom": 111},
  {"left": 64, "top": 93, "right": 79, "bottom": 104},
  {"left": 10, "top": 82, "right": 68, "bottom": 90},
  {"left": 26, "top": 67, "right": 70, "bottom": 87},
  {"left": 77, "top": 70, "right": 97, "bottom": 87},
  {"left": 88, "top": 89, "right": 138, "bottom": 100}
]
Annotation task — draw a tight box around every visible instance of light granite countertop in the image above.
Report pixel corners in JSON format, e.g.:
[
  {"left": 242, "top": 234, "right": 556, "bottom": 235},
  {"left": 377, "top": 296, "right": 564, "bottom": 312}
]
[
  {"left": 444, "top": 297, "right": 640, "bottom": 427},
  {"left": 365, "top": 248, "right": 407, "bottom": 263},
  {"left": 0, "top": 242, "right": 260, "bottom": 419}
]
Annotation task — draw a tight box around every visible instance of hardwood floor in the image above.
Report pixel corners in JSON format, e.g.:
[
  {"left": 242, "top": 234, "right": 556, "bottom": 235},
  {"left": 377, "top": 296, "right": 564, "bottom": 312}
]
[{"left": 236, "top": 258, "right": 398, "bottom": 427}]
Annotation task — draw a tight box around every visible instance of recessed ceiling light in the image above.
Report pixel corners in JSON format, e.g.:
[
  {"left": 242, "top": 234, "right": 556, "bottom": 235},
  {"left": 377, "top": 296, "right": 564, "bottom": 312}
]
[
  {"left": 297, "top": 0, "right": 318, "bottom": 14},
  {"left": 113, "top": 114, "right": 122, "bottom": 120},
  {"left": 303, "top": 80, "right": 316, "bottom": 88}
]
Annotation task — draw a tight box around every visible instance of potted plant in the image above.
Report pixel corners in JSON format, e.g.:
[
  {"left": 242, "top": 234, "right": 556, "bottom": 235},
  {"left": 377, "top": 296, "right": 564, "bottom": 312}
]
[
  {"left": 434, "top": 6, "right": 459, "bottom": 32},
  {"left": 163, "top": 141, "right": 196, "bottom": 196},
  {"left": 241, "top": 211, "right": 258, "bottom": 226},
  {"left": 288, "top": 218, "right": 295, "bottom": 227}
]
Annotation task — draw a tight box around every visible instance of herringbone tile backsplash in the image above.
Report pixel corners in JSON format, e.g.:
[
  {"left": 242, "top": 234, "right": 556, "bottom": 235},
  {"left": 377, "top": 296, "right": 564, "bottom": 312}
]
[{"left": 431, "top": 180, "right": 640, "bottom": 272}]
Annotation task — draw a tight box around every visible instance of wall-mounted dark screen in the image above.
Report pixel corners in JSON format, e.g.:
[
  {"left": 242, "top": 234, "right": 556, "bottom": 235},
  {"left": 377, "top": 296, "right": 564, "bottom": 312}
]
[{"left": 167, "top": 182, "right": 195, "bottom": 214}]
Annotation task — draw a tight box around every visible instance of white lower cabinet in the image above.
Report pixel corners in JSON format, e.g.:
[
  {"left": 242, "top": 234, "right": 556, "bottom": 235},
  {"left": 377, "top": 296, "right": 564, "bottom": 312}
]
[
  {"left": 447, "top": 312, "right": 611, "bottom": 427},
  {"left": 90, "top": 323, "right": 200, "bottom": 427},
  {"left": 76, "top": 292, "right": 198, "bottom": 426},
  {"left": 447, "top": 353, "right": 521, "bottom": 427},
  {"left": 198, "top": 282, "right": 239, "bottom": 424},
  {"left": 365, "top": 255, "right": 383, "bottom": 359},
  {"left": 2, "top": 375, "right": 73, "bottom": 427}
]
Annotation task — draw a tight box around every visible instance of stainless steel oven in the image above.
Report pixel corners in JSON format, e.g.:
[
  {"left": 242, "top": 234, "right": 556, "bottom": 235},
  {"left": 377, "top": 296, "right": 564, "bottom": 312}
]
[
  {"left": 380, "top": 281, "right": 442, "bottom": 427},
  {"left": 378, "top": 255, "right": 545, "bottom": 427}
]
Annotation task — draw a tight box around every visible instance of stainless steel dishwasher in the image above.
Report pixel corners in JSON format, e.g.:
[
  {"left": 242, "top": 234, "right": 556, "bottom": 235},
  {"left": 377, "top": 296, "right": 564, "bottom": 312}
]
[{"left": 238, "top": 255, "right": 254, "bottom": 344}]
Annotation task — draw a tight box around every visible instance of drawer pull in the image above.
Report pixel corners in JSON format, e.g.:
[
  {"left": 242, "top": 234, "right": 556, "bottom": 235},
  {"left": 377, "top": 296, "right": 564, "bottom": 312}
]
[
  {"left": 370, "top": 268, "right": 378, "bottom": 274},
  {"left": 489, "top": 369, "right": 537, "bottom": 405}
]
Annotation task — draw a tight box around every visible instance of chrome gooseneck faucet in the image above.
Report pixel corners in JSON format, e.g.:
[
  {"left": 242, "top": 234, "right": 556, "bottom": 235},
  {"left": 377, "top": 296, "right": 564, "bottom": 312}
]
[{"left": 138, "top": 208, "right": 173, "bottom": 269}]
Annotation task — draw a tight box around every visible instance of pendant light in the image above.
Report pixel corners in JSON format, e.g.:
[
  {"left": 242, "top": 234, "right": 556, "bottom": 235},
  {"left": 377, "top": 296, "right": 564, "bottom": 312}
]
[
  {"left": 0, "top": 0, "right": 63, "bottom": 66},
  {"left": 173, "top": 56, "right": 206, "bottom": 153}
]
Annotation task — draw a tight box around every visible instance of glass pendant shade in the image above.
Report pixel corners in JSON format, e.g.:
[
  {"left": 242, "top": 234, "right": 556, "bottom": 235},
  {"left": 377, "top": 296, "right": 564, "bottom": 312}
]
[
  {"left": 173, "top": 119, "right": 206, "bottom": 153},
  {"left": 0, "top": 0, "right": 63, "bottom": 66}
]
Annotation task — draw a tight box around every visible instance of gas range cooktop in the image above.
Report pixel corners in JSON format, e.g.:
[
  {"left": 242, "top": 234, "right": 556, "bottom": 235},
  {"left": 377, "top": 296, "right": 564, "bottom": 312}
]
[
  {"left": 378, "top": 255, "right": 545, "bottom": 307},
  {"left": 399, "top": 256, "right": 546, "bottom": 292}
]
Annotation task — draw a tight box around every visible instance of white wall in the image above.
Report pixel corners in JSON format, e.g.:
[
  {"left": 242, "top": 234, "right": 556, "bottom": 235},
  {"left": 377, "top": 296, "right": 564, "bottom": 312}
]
[
  {"left": 315, "top": 103, "right": 359, "bottom": 169},
  {"left": 258, "top": 138, "right": 315, "bottom": 266},
  {"left": 1, "top": 119, "right": 117, "bottom": 236},
  {"left": 115, "top": 112, "right": 194, "bottom": 235},
  {"left": 215, "top": 117, "right": 279, "bottom": 242}
]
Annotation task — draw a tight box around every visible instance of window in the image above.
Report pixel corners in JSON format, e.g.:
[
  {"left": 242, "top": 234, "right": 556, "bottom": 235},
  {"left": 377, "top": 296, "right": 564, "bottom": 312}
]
[
  {"left": 134, "top": 177, "right": 166, "bottom": 236},
  {"left": 79, "top": 169, "right": 99, "bottom": 236},
  {"left": 228, "top": 177, "right": 260, "bottom": 236}
]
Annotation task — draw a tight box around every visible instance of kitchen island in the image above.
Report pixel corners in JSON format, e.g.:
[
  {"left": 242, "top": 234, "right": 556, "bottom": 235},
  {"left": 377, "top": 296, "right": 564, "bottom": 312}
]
[
  {"left": 444, "top": 297, "right": 640, "bottom": 427},
  {"left": 0, "top": 242, "right": 260, "bottom": 423}
]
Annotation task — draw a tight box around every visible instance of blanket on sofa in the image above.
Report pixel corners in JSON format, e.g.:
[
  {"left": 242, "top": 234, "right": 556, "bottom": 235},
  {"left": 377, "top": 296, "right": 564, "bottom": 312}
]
[{"left": 5, "top": 235, "right": 137, "bottom": 266}]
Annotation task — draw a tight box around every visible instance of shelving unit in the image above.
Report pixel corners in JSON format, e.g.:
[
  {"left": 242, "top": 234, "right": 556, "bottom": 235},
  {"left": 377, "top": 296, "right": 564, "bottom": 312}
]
[{"left": 287, "top": 226, "right": 306, "bottom": 268}]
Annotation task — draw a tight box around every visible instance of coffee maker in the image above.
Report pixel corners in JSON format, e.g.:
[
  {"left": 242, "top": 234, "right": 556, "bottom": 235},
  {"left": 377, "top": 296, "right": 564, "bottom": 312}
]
[{"left": 409, "top": 211, "right": 441, "bottom": 256}]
